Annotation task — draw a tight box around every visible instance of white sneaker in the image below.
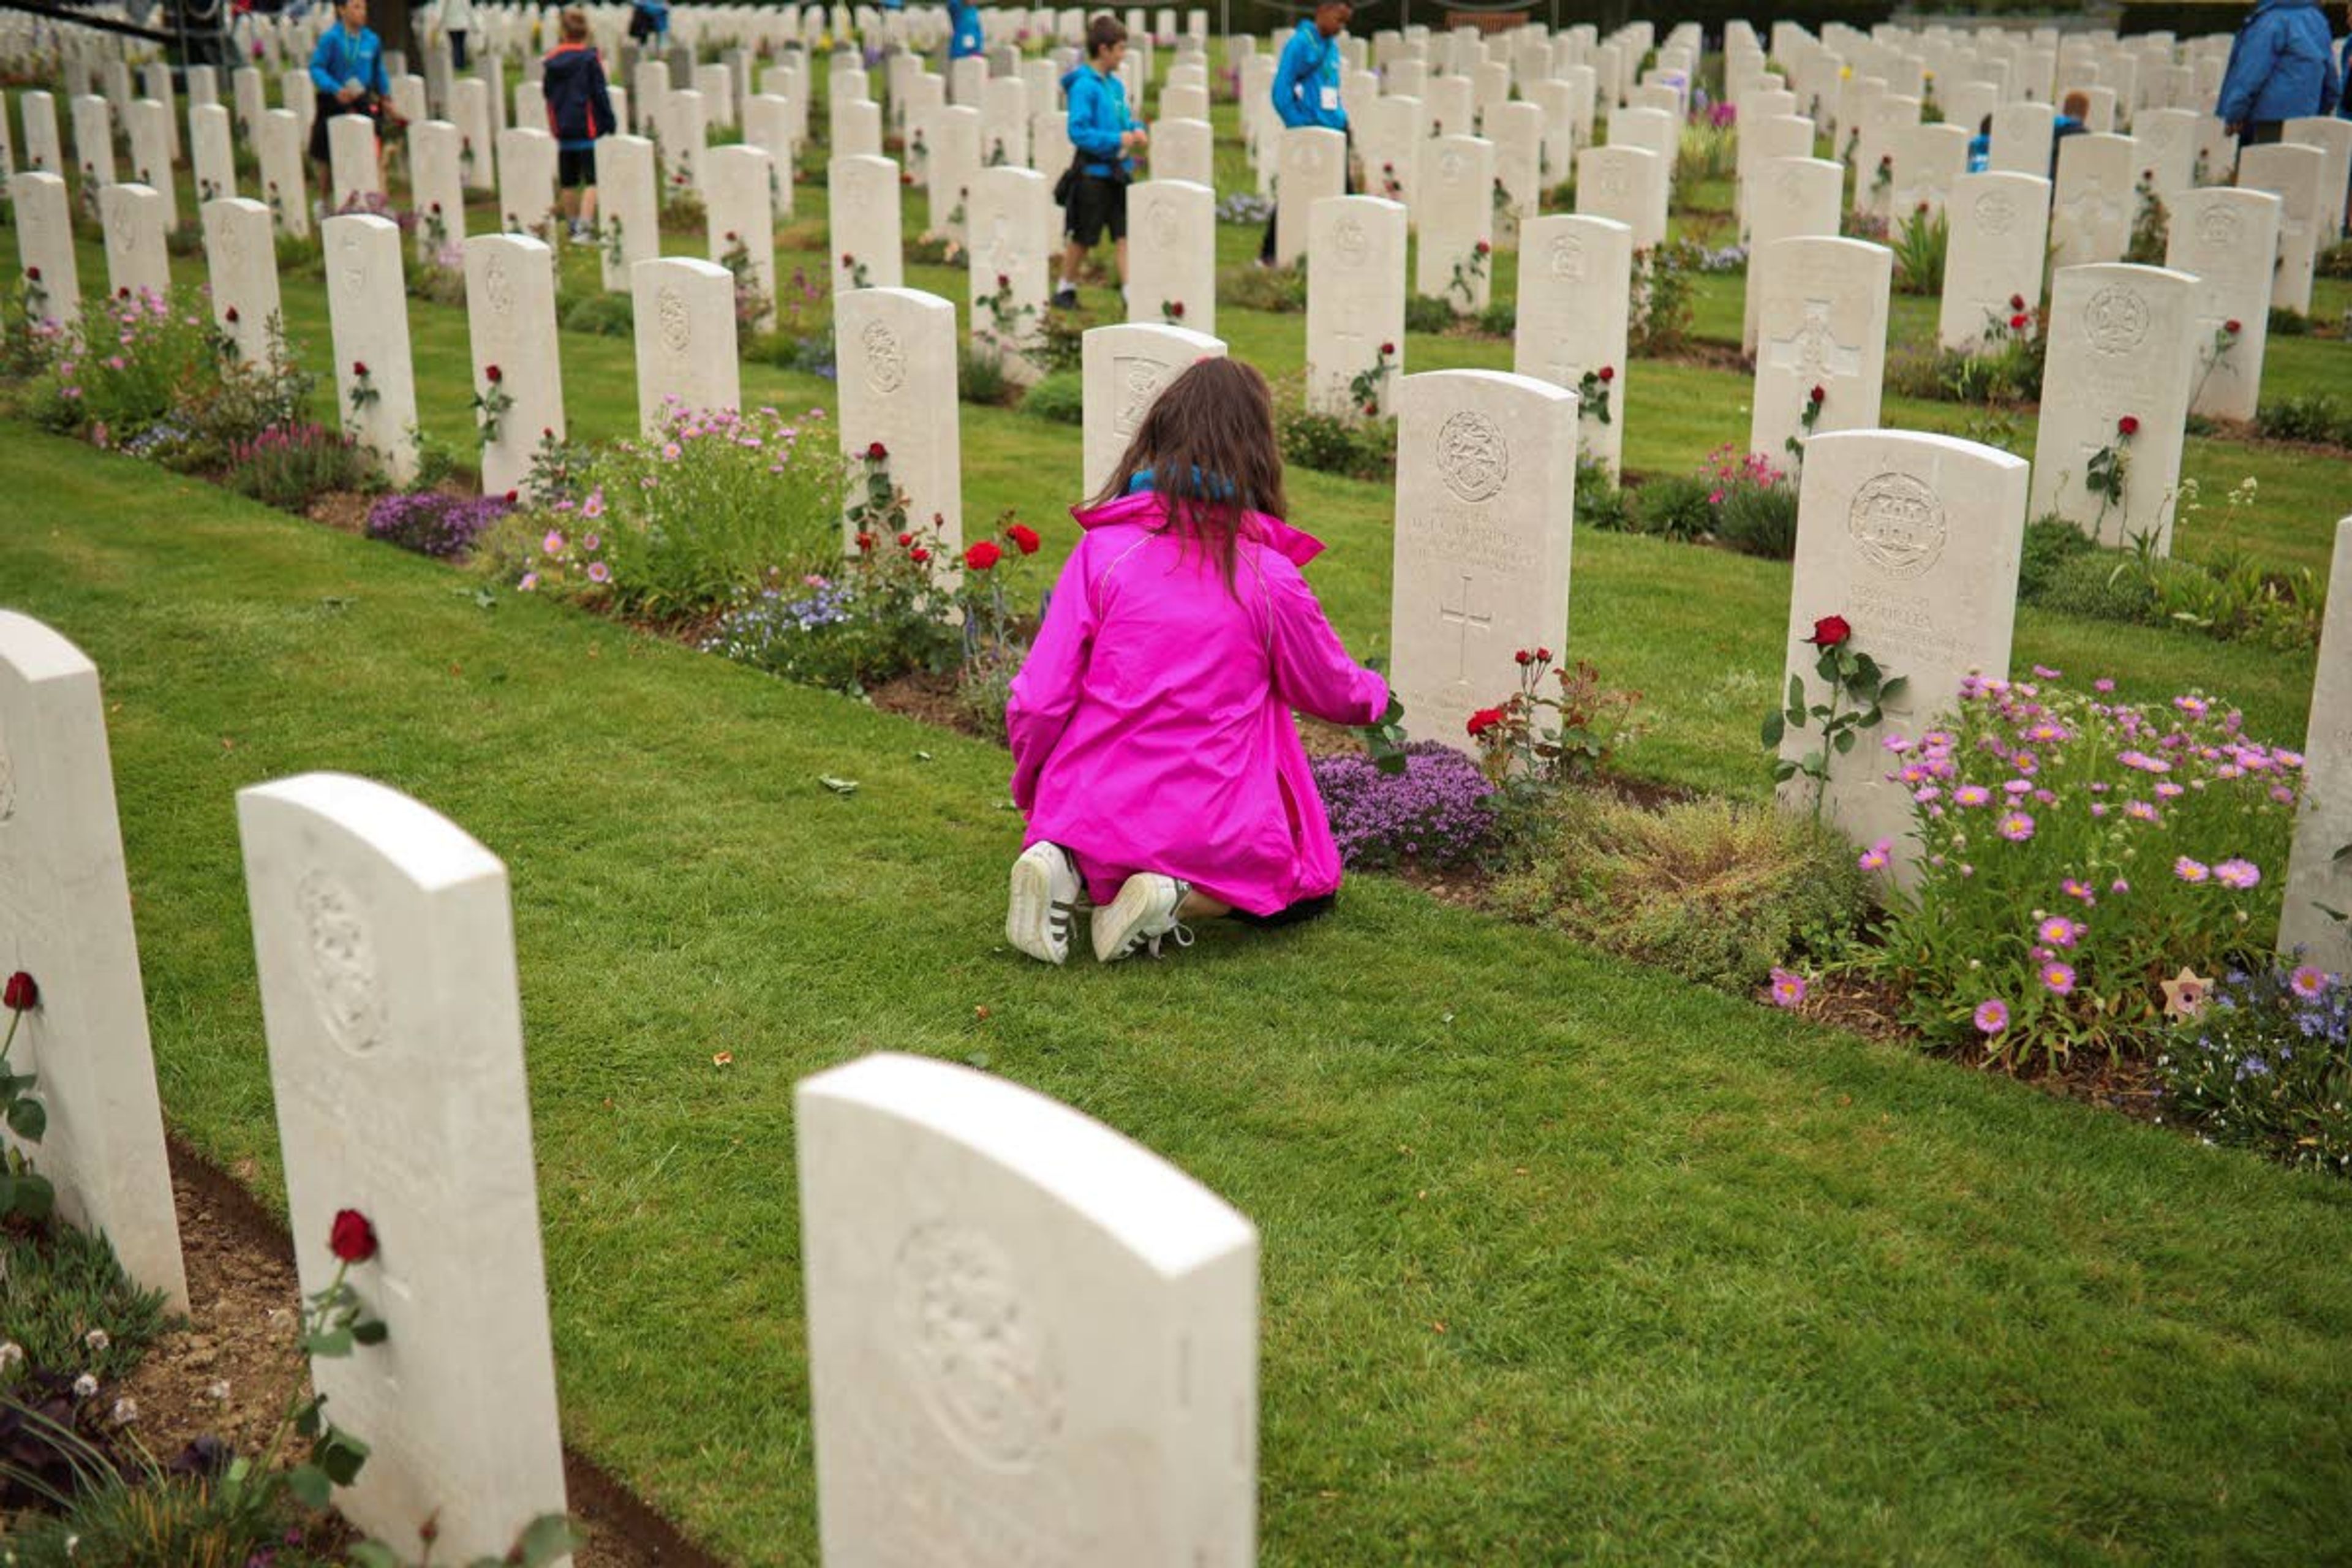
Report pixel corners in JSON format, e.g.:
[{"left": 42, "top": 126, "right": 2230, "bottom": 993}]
[
  {"left": 1006, "top": 841, "right": 1083, "bottom": 965},
  {"left": 1092, "top": 873, "right": 1195, "bottom": 964}
]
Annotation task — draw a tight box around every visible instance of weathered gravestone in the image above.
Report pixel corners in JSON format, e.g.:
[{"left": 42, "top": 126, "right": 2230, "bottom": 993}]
[
  {"left": 835, "top": 287, "right": 962, "bottom": 551},
  {"left": 1080, "top": 323, "right": 1227, "bottom": 499},
  {"left": 2028, "top": 262, "right": 2196, "bottom": 552},
  {"left": 328, "top": 112, "right": 382, "bottom": 211},
  {"left": 324, "top": 213, "right": 420, "bottom": 483},
  {"left": 797, "top": 1052, "right": 1258, "bottom": 1566},
  {"left": 1415, "top": 134, "right": 1496, "bottom": 314},
  {"left": 19, "top": 91, "right": 62, "bottom": 176},
  {"left": 2166, "top": 187, "right": 2282, "bottom": 423},
  {"left": 1305, "top": 195, "right": 1406, "bottom": 420},
  {"left": 13, "top": 171, "right": 81, "bottom": 329},
  {"left": 1125, "top": 179, "right": 1215, "bottom": 335},
  {"left": 190, "top": 102, "right": 236, "bottom": 203},
  {"left": 1749, "top": 236, "right": 1891, "bottom": 464},
  {"left": 2282, "top": 115, "right": 2352, "bottom": 239},
  {"left": 495, "top": 125, "right": 559, "bottom": 239},
  {"left": 1390, "top": 369, "right": 1578, "bottom": 750},
  {"left": 2280, "top": 518, "right": 2352, "bottom": 974},
  {"left": 703, "top": 143, "right": 777, "bottom": 332},
  {"left": 0, "top": 612, "right": 189, "bottom": 1312},
  {"left": 203, "top": 195, "right": 283, "bottom": 368},
  {"left": 1939, "top": 172, "right": 2052, "bottom": 353},
  {"left": 70, "top": 94, "right": 115, "bottom": 191},
  {"left": 598, "top": 134, "right": 658, "bottom": 293},
  {"left": 2237, "top": 141, "right": 2324, "bottom": 316},
  {"left": 1573, "top": 144, "right": 1663, "bottom": 249},
  {"left": 630, "top": 256, "right": 740, "bottom": 433},
  {"left": 1774, "top": 431, "right": 2029, "bottom": 881},
  {"left": 967, "top": 165, "right": 1052, "bottom": 385},
  {"left": 2051, "top": 131, "right": 2135, "bottom": 268},
  {"left": 831, "top": 154, "right": 907, "bottom": 294},
  {"left": 1741, "top": 157, "right": 1844, "bottom": 354},
  {"left": 1514, "top": 214, "right": 1630, "bottom": 482},
  {"left": 99, "top": 182, "right": 170, "bottom": 303},
  {"left": 1274, "top": 125, "right": 1346, "bottom": 267},
  {"left": 464, "top": 233, "right": 565, "bottom": 498},
  {"left": 258, "top": 108, "right": 310, "bottom": 237},
  {"left": 408, "top": 120, "right": 466, "bottom": 263},
  {"left": 235, "top": 774, "right": 568, "bottom": 1562}
]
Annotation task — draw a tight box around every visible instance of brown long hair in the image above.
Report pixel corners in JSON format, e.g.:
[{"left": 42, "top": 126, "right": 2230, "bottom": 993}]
[{"left": 1091, "top": 357, "right": 1289, "bottom": 592}]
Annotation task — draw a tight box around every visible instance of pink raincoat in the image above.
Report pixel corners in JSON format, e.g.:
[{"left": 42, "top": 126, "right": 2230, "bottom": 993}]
[{"left": 1006, "top": 490, "right": 1389, "bottom": 915}]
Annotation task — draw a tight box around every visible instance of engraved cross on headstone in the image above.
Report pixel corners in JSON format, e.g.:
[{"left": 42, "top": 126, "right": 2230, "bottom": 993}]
[
  {"left": 1765, "top": 300, "right": 1863, "bottom": 380},
  {"left": 1437, "top": 572, "right": 1492, "bottom": 680}
]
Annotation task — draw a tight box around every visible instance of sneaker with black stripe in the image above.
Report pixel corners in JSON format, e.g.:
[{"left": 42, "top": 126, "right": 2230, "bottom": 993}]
[
  {"left": 1006, "top": 841, "right": 1084, "bottom": 965},
  {"left": 1092, "top": 873, "right": 1196, "bottom": 964}
]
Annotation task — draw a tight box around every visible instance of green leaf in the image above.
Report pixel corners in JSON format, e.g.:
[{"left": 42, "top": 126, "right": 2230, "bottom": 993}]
[
  {"left": 287, "top": 1463, "right": 333, "bottom": 1509},
  {"left": 1877, "top": 676, "right": 1909, "bottom": 707},
  {"left": 317, "top": 1425, "right": 372, "bottom": 1485},
  {"left": 1786, "top": 673, "right": 1804, "bottom": 713},
  {"left": 1770, "top": 760, "right": 1799, "bottom": 781},
  {"left": 1833, "top": 728, "right": 1856, "bottom": 754},
  {"left": 511, "top": 1514, "right": 587, "bottom": 1566},
  {"left": 6, "top": 1097, "right": 44, "bottom": 1143},
  {"left": 293, "top": 1395, "right": 325, "bottom": 1438},
  {"left": 11, "top": 1172, "right": 51, "bottom": 1223},
  {"left": 304, "top": 1325, "right": 355, "bottom": 1358},
  {"left": 352, "top": 1318, "right": 389, "bottom": 1346},
  {"left": 347, "top": 1544, "right": 402, "bottom": 1568},
  {"left": 1760, "top": 711, "right": 1785, "bottom": 747}
]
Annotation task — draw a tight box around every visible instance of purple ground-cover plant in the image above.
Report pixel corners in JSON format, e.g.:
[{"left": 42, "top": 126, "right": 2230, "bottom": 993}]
[
  {"left": 1312, "top": 742, "right": 1499, "bottom": 871},
  {"left": 364, "top": 491, "right": 516, "bottom": 560}
]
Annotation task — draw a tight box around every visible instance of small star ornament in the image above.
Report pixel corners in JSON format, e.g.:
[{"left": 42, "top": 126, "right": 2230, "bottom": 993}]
[{"left": 2160, "top": 968, "right": 2212, "bottom": 1020}]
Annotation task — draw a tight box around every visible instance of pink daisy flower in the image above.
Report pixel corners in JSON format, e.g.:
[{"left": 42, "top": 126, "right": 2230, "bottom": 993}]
[
  {"left": 2040, "top": 961, "right": 2076, "bottom": 996},
  {"left": 2290, "top": 965, "right": 2332, "bottom": 1000},
  {"left": 2214, "top": 859, "right": 2260, "bottom": 890},
  {"left": 2037, "top": 916, "right": 2082, "bottom": 948},
  {"left": 2174, "top": 857, "right": 2210, "bottom": 883},
  {"left": 1768, "top": 968, "right": 1807, "bottom": 1008},
  {"left": 1997, "top": 812, "right": 2035, "bottom": 842},
  {"left": 1973, "top": 998, "right": 2009, "bottom": 1035}
]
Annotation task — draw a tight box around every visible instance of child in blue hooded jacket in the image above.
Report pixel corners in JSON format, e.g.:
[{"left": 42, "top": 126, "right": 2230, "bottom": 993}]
[
  {"left": 1054, "top": 13, "right": 1145, "bottom": 307},
  {"left": 949, "top": 0, "right": 986, "bottom": 60},
  {"left": 2217, "top": 0, "right": 2339, "bottom": 146},
  {"left": 1258, "top": 0, "right": 1353, "bottom": 265}
]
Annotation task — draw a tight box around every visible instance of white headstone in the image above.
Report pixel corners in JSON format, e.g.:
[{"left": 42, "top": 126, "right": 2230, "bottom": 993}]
[
  {"left": 1573, "top": 143, "right": 1664, "bottom": 249},
  {"left": 1124, "top": 179, "right": 1215, "bottom": 336},
  {"left": 2028, "top": 262, "right": 2196, "bottom": 551},
  {"left": 324, "top": 214, "right": 420, "bottom": 482},
  {"left": 830, "top": 154, "right": 907, "bottom": 293},
  {"left": 796, "top": 1053, "right": 1257, "bottom": 1567},
  {"left": 1741, "top": 156, "right": 1844, "bottom": 353},
  {"left": 1305, "top": 195, "right": 1406, "bottom": 420},
  {"left": 832, "top": 94, "right": 882, "bottom": 158},
  {"left": 13, "top": 170, "right": 83, "bottom": 330},
  {"left": 835, "top": 286, "right": 962, "bottom": 550},
  {"left": 70, "top": 94, "right": 115, "bottom": 192},
  {"left": 1150, "top": 117, "right": 1213, "bottom": 186},
  {"left": 494, "top": 125, "right": 558, "bottom": 239},
  {"left": 0, "top": 612, "right": 190, "bottom": 1312},
  {"left": 599, "top": 134, "right": 660, "bottom": 293},
  {"left": 99, "top": 182, "right": 170, "bottom": 303},
  {"left": 1514, "top": 214, "right": 1630, "bottom": 481},
  {"left": 203, "top": 195, "right": 282, "bottom": 369},
  {"left": 980, "top": 74, "right": 1029, "bottom": 167},
  {"left": 1415, "top": 134, "right": 1496, "bottom": 314},
  {"left": 1080, "top": 322, "right": 1227, "bottom": 498},
  {"left": 1750, "top": 236, "right": 1891, "bottom": 464},
  {"left": 2237, "top": 141, "right": 2323, "bottom": 316},
  {"left": 1777, "top": 431, "right": 2030, "bottom": 876},
  {"left": 19, "top": 92, "right": 62, "bottom": 176},
  {"left": 190, "top": 100, "right": 236, "bottom": 205},
  {"left": 235, "top": 774, "right": 568, "bottom": 1562},
  {"left": 1939, "top": 172, "right": 2053, "bottom": 352},
  {"left": 1274, "top": 126, "right": 1346, "bottom": 266},
  {"left": 743, "top": 93, "right": 799, "bottom": 217},
  {"left": 2282, "top": 116, "right": 2352, "bottom": 238},
  {"left": 328, "top": 111, "right": 383, "bottom": 211},
  {"left": 451, "top": 76, "right": 496, "bottom": 192},
  {"left": 464, "top": 233, "right": 565, "bottom": 498},
  {"left": 967, "top": 165, "right": 1051, "bottom": 384},
  {"left": 1390, "top": 369, "right": 1578, "bottom": 750},
  {"left": 1355, "top": 95, "right": 1423, "bottom": 208},
  {"left": 918, "top": 103, "right": 981, "bottom": 243},
  {"left": 630, "top": 256, "right": 740, "bottom": 432},
  {"left": 2050, "top": 130, "right": 2135, "bottom": 268},
  {"left": 703, "top": 142, "right": 777, "bottom": 332},
  {"left": 2280, "top": 518, "right": 2352, "bottom": 974}
]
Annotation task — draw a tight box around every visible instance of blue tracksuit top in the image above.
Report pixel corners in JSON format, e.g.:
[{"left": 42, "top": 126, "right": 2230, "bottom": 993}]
[
  {"left": 308, "top": 23, "right": 388, "bottom": 97},
  {"left": 1063, "top": 63, "right": 1134, "bottom": 177},
  {"left": 2215, "top": 0, "right": 2339, "bottom": 126},
  {"left": 949, "top": 0, "right": 985, "bottom": 59},
  {"left": 1272, "top": 19, "right": 1346, "bottom": 131}
]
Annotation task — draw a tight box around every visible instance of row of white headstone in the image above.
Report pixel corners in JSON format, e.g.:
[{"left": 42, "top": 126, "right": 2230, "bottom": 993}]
[{"left": 0, "top": 602, "right": 1262, "bottom": 1564}]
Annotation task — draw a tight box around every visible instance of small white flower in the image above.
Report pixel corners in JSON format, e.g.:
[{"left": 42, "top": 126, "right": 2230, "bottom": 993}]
[
  {"left": 107, "top": 1397, "right": 137, "bottom": 1427},
  {"left": 82, "top": 1329, "right": 110, "bottom": 1353},
  {"left": 206, "top": 1379, "right": 232, "bottom": 1403},
  {"left": 70, "top": 1373, "right": 97, "bottom": 1400},
  {"left": 0, "top": 1341, "right": 23, "bottom": 1371}
]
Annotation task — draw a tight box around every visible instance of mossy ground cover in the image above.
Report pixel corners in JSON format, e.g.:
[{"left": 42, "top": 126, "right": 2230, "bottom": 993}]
[{"left": 7, "top": 54, "right": 2352, "bottom": 1564}]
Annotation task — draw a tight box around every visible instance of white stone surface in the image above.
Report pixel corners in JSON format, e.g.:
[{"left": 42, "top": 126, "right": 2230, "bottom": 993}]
[
  {"left": 1573, "top": 143, "right": 1663, "bottom": 249},
  {"left": 2280, "top": 518, "right": 2352, "bottom": 974},
  {"left": 407, "top": 120, "right": 466, "bottom": 263},
  {"left": 2166, "top": 187, "right": 2281, "bottom": 423},
  {"left": 235, "top": 773, "right": 568, "bottom": 1564},
  {"left": 2282, "top": 115, "right": 2352, "bottom": 238},
  {"left": 464, "top": 233, "right": 565, "bottom": 498},
  {"left": 99, "top": 181, "right": 169, "bottom": 303},
  {"left": 797, "top": 1052, "right": 1257, "bottom": 1568},
  {"left": 1939, "top": 172, "right": 2052, "bottom": 352},
  {"left": 324, "top": 213, "right": 420, "bottom": 483},
  {"left": 203, "top": 195, "right": 282, "bottom": 369},
  {"left": 190, "top": 102, "right": 236, "bottom": 204},
  {"left": 1274, "top": 125, "right": 1346, "bottom": 267},
  {"left": 1749, "top": 236, "right": 1891, "bottom": 464},
  {"left": 18, "top": 91, "right": 62, "bottom": 176},
  {"left": 836, "top": 286, "right": 962, "bottom": 549},
  {"left": 1390, "top": 369, "right": 1578, "bottom": 750},
  {"left": 1514, "top": 214, "right": 1630, "bottom": 481},
  {"left": 830, "top": 154, "right": 906, "bottom": 294},
  {"left": 2237, "top": 142, "right": 2324, "bottom": 316},
  {"left": 12, "top": 170, "right": 81, "bottom": 330},
  {"left": 1741, "top": 156, "right": 1843, "bottom": 353},
  {"left": 2028, "top": 262, "right": 2196, "bottom": 552},
  {"left": 2050, "top": 130, "right": 2135, "bottom": 268},
  {"left": 328, "top": 111, "right": 382, "bottom": 211},
  {"left": 1306, "top": 195, "right": 1406, "bottom": 420},
  {"left": 1150, "top": 117, "right": 1213, "bottom": 186},
  {"left": 258, "top": 108, "right": 309, "bottom": 236},
  {"left": 1125, "top": 179, "right": 1215, "bottom": 337},
  {"left": 1080, "top": 322, "right": 1226, "bottom": 499},
  {"left": 450, "top": 76, "right": 495, "bottom": 192},
  {"left": 70, "top": 94, "right": 115, "bottom": 190},
  {"left": 703, "top": 143, "right": 777, "bottom": 332},
  {"left": 631, "top": 256, "right": 739, "bottom": 432},
  {"left": 0, "top": 612, "right": 189, "bottom": 1313},
  {"left": 598, "top": 134, "right": 659, "bottom": 293},
  {"left": 967, "top": 165, "right": 1052, "bottom": 384},
  {"left": 1776, "top": 431, "right": 2029, "bottom": 880},
  {"left": 1414, "top": 134, "right": 1495, "bottom": 313},
  {"left": 495, "top": 125, "right": 558, "bottom": 239}
]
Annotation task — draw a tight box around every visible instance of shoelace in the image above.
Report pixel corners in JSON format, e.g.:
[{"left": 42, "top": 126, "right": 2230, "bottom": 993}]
[{"left": 1144, "top": 921, "right": 1195, "bottom": 959}]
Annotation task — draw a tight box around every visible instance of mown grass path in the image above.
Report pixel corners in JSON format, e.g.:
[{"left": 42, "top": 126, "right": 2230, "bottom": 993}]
[{"left": 4, "top": 429, "right": 2349, "bottom": 1564}]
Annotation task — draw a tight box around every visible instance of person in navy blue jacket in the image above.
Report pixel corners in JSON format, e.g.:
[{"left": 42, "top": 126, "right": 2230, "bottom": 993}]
[
  {"left": 307, "top": 0, "right": 390, "bottom": 198},
  {"left": 949, "top": 0, "right": 986, "bottom": 61},
  {"left": 542, "top": 7, "right": 615, "bottom": 242},
  {"left": 2216, "top": 0, "right": 2339, "bottom": 147},
  {"left": 1055, "top": 13, "right": 1144, "bottom": 307},
  {"left": 1258, "top": 0, "right": 1353, "bottom": 265}
]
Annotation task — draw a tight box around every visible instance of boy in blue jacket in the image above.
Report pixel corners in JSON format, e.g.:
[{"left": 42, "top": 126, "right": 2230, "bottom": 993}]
[
  {"left": 1055, "top": 13, "right": 1145, "bottom": 308},
  {"left": 307, "top": 0, "right": 390, "bottom": 198},
  {"left": 950, "top": 0, "right": 986, "bottom": 61},
  {"left": 2217, "top": 0, "right": 2339, "bottom": 146},
  {"left": 1259, "top": 0, "right": 1353, "bottom": 265},
  {"left": 542, "top": 7, "right": 616, "bottom": 242}
]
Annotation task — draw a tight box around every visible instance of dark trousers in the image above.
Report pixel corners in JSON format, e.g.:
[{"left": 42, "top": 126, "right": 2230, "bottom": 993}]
[
  {"left": 450, "top": 29, "right": 469, "bottom": 69},
  {"left": 2240, "top": 120, "right": 2285, "bottom": 148},
  {"left": 1259, "top": 130, "right": 1355, "bottom": 264}
]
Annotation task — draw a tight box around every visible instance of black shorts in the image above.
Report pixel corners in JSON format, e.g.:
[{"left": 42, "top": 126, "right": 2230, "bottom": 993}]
[
  {"left": 1065, "top": 173, "right": 1126, "bottom": 246},
  {"left": 559, "top": 145, "right": 597, "bottom": 187}
]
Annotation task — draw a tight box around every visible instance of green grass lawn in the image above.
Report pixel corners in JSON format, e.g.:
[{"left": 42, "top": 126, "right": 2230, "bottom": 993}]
[{"left": 4, "top": 429, "right": 2351, "bottom": 1565}]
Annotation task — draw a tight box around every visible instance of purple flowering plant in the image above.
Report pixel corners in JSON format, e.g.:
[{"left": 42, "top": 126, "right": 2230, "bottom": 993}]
[
  {"left": 364, "top": 492, "right": 515, "bottom": 561},
  {"left": 1871, "top": 670, "right": 2302, "bottom": 1068},
  {"left": 2157, "top": 962, "right": 2350, "bottom": 1177},
  {"left": 1311, "top": 743, "right": 1499, "bottom": 872}
]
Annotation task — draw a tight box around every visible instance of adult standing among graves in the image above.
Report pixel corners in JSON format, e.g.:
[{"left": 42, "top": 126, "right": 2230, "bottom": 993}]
[
  {"left": 307, "top": 0, "right": 391, "bottom": 201},
  {"left": 1003, "top": 357, "right": 1392, "bottom": 965},
  {"left": 627, "top": 0, "right": 668, "bottom": 46},
  {"left": 1053, "top": 13, "right": 1144, "bottom": 309},
  {"left": 541, "top": 6, "right": 614, "bottom": 243},
  {"left": 442, "top": 0, "right": 474, "bottom": 70},
  {"left": 2215, "top": 0, "right": 2339, "bottom": 148},
  {"left": 949, "top": 0, "right": 985, "bottom": 61},
  {"left": 1257, "top": 0, "right": 1353, "bottom": 266}
]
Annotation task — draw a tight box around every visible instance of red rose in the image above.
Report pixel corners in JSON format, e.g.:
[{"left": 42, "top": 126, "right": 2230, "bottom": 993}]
[
  {"left": 24, "top": 267, "right": 39, "bottom": 282},
  {"left": 352, "top": 360, "right": 369, "bottom": 376},
  {"left": 1808, "top": 384, "right": 1826, "bottom": 404},
  {"left": 1379, "top": 341, "right": 1396, "bottom": 356},
  {"left": 910, "top": 546, "right": 932, "bottom": 564},
  {"left": 964, "top": 539, "right": 1003, "bottom": 571},
  {"left": 1363, "top": 402, "right": 1379, "bottom": 415},
  {"left": 1169, "top": 300, "right": 1185, "bottom": 318},
  {"left": 1006, "top": 522, "right": 1041, "bottom": 554},
  {"left": 840, "top": 252, "right": 854, "bottom": 265},
  {"left": 2223, "top": 318, "right": 2242, "bottom": 335},
  {"left": 485, "top": 364, "right": 503, "bottom": 383},
  {"left": 504, "top": 489, "right": 519, "bottom": 503},
  {"left": 2008, "top": 313, "right": 2029, "bottom": 331},
  {"left": 116, "top": 287, "right": 130, "bottom": 300},
  {"left": 1597, "top": 365, "right": 1615, "bottom": 382},
  {"left": 2, "top": 971, "right": 36, "bottom": 1012},
  {"left": 2008, "top": 293, "right": 2025, "bottom": 311},
  {"left": 1466, "top": 706, "right": 1507, "bottom": 737},
  {"left": 1877, "top": 154, "right": 1891, "bottom": 168},
  {"left": 328, "top": 1208, "right": 378, "bottom": 1264},
  {"left": 1513, "top": 649, "right": 1531, "bottom": 665},
  {"left": 2117, "top": 415, "right": 2139, "bottom": 436},
  {"left": 225, "top": 306, "right": 241, "bottom": 323},
  {"left": 896, "top": 531, "right": 914, "bottom": 547},
  {"left": 865, "top": 440, "right": 888, "bottom": 459},
  {"left": 1475, "top": 240, "right": 1491, "bottom": 255},
  {"left": 856, "top": 532, "right": 875, "bottom": 552},
  {"left": 1804, "top": 614, "right": 1852, "bottom": 649},
  {"left": 430, "top": 201, "right": 442, "bottom": 214},
  {"left": 1536, "top": 646, "right": 1552, "bottom": 661},
  {"left": 995, "top": 272, "right": 1009, "bottom": 289}
]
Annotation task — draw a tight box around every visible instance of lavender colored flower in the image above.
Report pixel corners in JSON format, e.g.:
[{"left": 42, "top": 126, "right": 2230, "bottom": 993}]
[
  {"left": 366, "top": 492, "right": 518, "bottom": 561},
  {"left": 1309, "top": 744, "right": 1498, "bottom": 871}
]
